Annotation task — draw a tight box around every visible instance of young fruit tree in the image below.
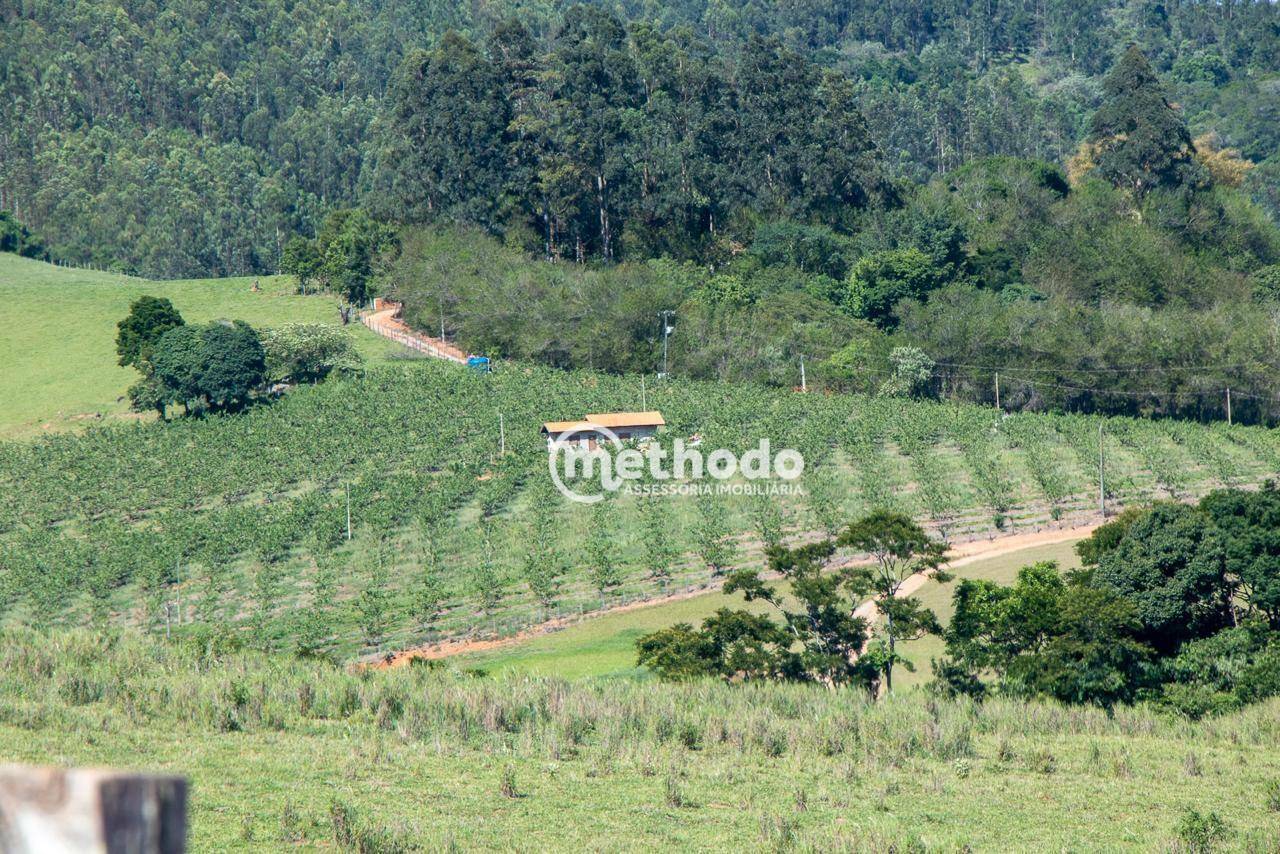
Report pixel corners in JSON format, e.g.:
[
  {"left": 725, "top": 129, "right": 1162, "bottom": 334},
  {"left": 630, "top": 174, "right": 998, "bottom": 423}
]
[{"left": 839, "top": 511, "right": 951, "bottom": 693}]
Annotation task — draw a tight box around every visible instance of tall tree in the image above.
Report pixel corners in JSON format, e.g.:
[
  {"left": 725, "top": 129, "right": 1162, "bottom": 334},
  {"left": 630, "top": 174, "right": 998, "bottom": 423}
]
[
  {"left": 116, "top": 296, "right": 185, "bottom": 370},
  {"left": 1088, "top": 46, "right": 1204, "bottom": 199},
  {"left": 547, "top": 7, "right": 642, "bottom": 261},
  {"left": 840, "top": 511, "right": 951, "bottom": 693},
  {"left": 1096, "top": 503, "right": 1234, "bottom": 654},
  {"left": 373, "top": 31, "right": 510, "bottom": 225}
]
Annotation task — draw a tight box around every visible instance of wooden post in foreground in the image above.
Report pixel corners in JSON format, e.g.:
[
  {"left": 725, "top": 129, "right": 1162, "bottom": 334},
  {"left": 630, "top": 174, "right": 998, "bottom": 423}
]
[{"left": 0, "top": 766, "right": 186, "bottom": 853}]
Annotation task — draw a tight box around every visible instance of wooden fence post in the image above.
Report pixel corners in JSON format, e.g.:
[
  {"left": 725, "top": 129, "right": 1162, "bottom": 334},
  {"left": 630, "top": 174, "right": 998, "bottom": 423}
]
[{"left": 0, "top": 766, "right": 186, "bottom": 853}]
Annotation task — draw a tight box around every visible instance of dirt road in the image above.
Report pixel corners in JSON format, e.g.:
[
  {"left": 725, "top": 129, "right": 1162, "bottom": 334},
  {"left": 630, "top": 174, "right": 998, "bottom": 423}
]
[
  {"left": 362, "top": 303, "right": 469, "bottom": 363},
  {"left": 377, "top": 520, "right": 1100, "bottom": 668}
]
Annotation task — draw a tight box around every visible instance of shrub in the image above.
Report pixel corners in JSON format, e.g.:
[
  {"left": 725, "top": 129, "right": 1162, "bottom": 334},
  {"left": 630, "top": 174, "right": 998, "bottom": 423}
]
[
  {"left": 1175, "top": 809, "right": 1230, "bottom": 853},
  {"left": 261, "top": 323, "right": 363, "bottom": 385}
]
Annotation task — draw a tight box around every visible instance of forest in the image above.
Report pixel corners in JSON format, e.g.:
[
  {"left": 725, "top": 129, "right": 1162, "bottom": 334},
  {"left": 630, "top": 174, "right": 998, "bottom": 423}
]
[
  {"left": 5, "top": 1, "right": 1280, "bottom": 421},
  {"left": 3, "top": 0, "right": 1279, "bottom": 274}
]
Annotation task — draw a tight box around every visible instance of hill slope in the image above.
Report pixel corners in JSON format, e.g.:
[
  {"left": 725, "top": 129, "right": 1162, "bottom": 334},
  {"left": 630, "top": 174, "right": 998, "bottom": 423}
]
[
  {"left": 0, "top": 255, "right": 401, "bottom": 436},
  {"left": 2, "top": 627, "right": 1278, "bottom": 850},
  {"left": 1, "top": 357, "right": 1277, "bottom": 658}
]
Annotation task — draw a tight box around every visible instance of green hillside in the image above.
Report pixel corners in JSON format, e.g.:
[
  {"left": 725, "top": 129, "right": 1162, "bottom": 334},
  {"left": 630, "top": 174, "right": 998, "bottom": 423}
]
[
  {"left": 0, "top": 255, "right": 401, "bottom": 437},
  {"left": 1, "top": 627, "right": 1278, "bottom": 850},
  {"left": 2, "top": 356, "right": 1276, "bottom": 659}
]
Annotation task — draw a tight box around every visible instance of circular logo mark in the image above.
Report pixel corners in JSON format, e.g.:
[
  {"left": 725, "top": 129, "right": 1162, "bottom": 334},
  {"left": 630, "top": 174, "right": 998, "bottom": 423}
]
[{"left": 547, "top": 423, "right": 623, "bottom": 504}]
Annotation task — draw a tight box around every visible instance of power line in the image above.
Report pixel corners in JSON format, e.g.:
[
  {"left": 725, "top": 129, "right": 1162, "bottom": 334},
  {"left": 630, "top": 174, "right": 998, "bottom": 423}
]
[
  {"left": 933, "top": 360, "right": 1257, "bottom": 375},
  {"left": 993, "top": 376, "right": 1234, "bottom": 400}
]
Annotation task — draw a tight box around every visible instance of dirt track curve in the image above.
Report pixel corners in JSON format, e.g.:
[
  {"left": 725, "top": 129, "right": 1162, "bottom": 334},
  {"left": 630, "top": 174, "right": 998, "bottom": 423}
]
[{"left": 376, "top": 520, "right": 1101, "bottom": 669}]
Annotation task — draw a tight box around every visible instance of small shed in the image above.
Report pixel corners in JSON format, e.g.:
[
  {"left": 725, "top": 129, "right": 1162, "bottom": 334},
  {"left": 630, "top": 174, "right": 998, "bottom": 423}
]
[{"left": 541, "top": 411, "right": 665, "bottom": 449}]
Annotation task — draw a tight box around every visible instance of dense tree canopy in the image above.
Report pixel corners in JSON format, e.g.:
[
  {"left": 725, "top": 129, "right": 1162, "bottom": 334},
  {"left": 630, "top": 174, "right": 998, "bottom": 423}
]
[
  {"left": 151, "top": 321, "right": 267, "bottom": 413},
  {"left": 938, "top": 488, "right": 1280, "bottom": 712},
  {"left": 115, "top": 296, "right": 185, "bottom": 370},
  {"left": 367, "top": 19, "right": 892, "bottom": 261},
  {"left": 4, "top": 1, "right": 1280, "bottom": 275},
  {"left": 1088, "top": 46, "right": 1205, "bottom": 199}
]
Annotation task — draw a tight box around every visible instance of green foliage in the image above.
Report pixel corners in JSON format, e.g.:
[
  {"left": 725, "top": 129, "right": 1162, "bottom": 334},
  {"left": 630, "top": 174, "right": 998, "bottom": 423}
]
[
  {"left": 692, "top": 493, "right": 734, "bottom": 577},
  {"left": 260, "top": 323, "right": 363, "bottom": 385},
  {"left": 151, "top": 321, "right": 267, "bottom": 413},
  {"left": 1171, "top": 52, "right": 1230, "bottom": 87},
  {"left": 940, "top": 561, "right": 1154, "bottom": 707},
  {"left": 946, "top": 488, "right": 1280, "bottom": 711},
  {"left": 357, "top": 536, "right": 393, "bottom": 649},
  {"left": 1, "top": 356, "right": 1276, "bottom": 656},
  {"left": 314, "top": 209, "right": 397, "bottom": 305},
  {"left": 1, "top": 625, "right": 1279, "bottom": 848},
  {"left": 842, "top": 248, "right": 951, "bottom": 328},
  {"left": 294, "top": 552, "right": 338, "bottom": 659},
  {"left": 1249, "top": 265, "right": 1280, "bottom": 303},
  {"left": 639, "top": 512, "right": 948, "bottom": 694},
  {"left": 1199, "top": 486, "right": 1280, "bottom": 629},
  {"left": 584, "top": 499, "right": 623, "bottom": 599},
  {"left": 878, "top": 346, "right": 935, "bottom": 399},
  {"left": 750, "top": 221, "right": 855, "bottom": 280},
  {"left": 471, "top": 521, "right": 504, "bottom": 617},
  {"left": 0, "top": 212, "right": 46, "bottom": 259},
  {"left": 1160, "top": 622, "right": 1280, "bottom": 716},
  {"left": 639, "top": 496, "right": 679, "bottom": 590},
  {"left": 521, "top": 478, "right": 564, "bottom": 610},
  {"left": 1075, "top": 505, "right": 1153, "bottom": 567},
  {"left": 635, "top": 611, "right": 794, "bottom": 681},
  {"left": 1175, "top": 809, "right": 1231, "bottom": 853},
  {"left": 840, "top": 511, "right": 950, "bottom": 692},
  {"left": 280, "top": 238, "right": 322, "bottom": 294},
  {"left": 369, "top": 18, "right": 889, "bottom": 261},
  {"left": 116, "top": 296, "right": 186, "bottom": 370},
  {"left": 412, "top": 519, "right": 447, "bottom": 635},
  {"left": 1096, "top": 504, "right": 1233, "bottom": 654},
  {"left": 1088, "top": 46, "right": 1205, "bottom": 198}
]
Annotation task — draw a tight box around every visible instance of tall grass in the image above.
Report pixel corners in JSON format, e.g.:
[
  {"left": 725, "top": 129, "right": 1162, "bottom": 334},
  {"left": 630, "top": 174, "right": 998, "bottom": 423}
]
[{"left": 3, "top": 627, "right": 1278, "bottom": 762}]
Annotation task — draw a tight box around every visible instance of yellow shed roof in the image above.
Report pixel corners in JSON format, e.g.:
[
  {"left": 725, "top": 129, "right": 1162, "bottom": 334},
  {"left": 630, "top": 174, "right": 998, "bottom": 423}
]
[
  {"left": 541, "top": 411, "right": 665, "bottom": 433},
  {"left": 583, "top": 411, "right": 666, "bottom": 428}
]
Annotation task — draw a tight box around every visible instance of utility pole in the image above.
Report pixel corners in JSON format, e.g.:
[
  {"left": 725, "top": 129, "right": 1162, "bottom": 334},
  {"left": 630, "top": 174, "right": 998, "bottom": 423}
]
[
  {"left": 345, "top": 484, "right": 352, "bottom": 541},
  {"left": 800, "top": 354, "right": 807, "bottom": 393},
  {"left": 641, "top": 374, "right": 647, "bottom": 410},
  {"left": 499, "top": 412, "right": 505, "bottom": 455},
  {"left": 1098, "top": 423, "right": 1106, "bottom": 518},
  {"left": 659, "top": 310, "right": 674, "bottom": 378},
  {"left": 995, "top": 372, "right": 1001, "bottom": 410},
  {"left": 1227, "top": 388, "right": 1232, "bottom": 426}
]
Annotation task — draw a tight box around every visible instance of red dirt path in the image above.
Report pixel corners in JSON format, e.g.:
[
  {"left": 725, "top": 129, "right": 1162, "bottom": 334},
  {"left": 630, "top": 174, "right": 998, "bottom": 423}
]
[{"left": 374, "top": 520, "right": 1100, "bottom": 669}]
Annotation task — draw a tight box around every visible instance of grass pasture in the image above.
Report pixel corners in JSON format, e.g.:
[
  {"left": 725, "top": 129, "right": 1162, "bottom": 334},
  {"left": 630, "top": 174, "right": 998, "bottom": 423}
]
[
  {"left": 0, "top": 627, "right": 1277, "bottom": 851},
  {"left": 0, "top": 254, "right": 401, "bottom": 436}
]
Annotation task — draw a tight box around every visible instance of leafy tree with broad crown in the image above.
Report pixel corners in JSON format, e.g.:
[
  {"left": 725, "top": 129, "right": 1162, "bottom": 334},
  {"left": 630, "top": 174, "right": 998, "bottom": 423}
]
[
  {"left": 260, "top": 323, "right": 362, "bottom": 385},
  {"left": 280, "top": 237, "right": 322, "bottom": 294},
  {"left": 116, "top": 295, "right": 185, "bottom": 369},
  {"left": 1095, "top": 502, "right": 1234, "bottom": 654},
  {"left": 843, "top": 248, "right": 950, "bottom": 329},
  {"left": 151, "top": 320, "right": 267, "bottom": 413}
]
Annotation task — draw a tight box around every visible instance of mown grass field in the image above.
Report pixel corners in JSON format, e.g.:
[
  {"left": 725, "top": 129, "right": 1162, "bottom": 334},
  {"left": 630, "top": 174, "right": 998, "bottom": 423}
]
[
  {"left": 454, "top": 539, "right": 1084, "bottom": 682},
  {"left": 0, "top": 628, "right": 1277, "bottom": 851},
  {"left": 0, "top": 254, "right": 401, "bottom": 436}
]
